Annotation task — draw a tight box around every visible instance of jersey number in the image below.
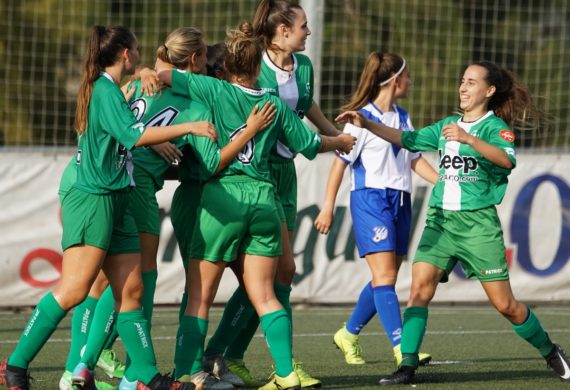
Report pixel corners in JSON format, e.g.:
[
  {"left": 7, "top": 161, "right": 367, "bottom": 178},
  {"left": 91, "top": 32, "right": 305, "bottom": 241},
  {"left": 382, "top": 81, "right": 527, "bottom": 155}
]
[
  {"left": 230, "top": 125, "right": 255, "bottom": 165},
  {"left": 130, "top": 99, "right": 180, "bottom": 127}
]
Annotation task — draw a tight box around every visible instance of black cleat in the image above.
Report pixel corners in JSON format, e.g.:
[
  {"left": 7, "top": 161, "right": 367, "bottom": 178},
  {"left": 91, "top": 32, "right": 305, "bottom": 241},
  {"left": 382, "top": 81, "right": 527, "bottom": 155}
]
[
  {"left": 379, "top": 366, "right": 415, "bottom": 386},
  {"left": 546, "top": 343, "right": 570, "bottom": 382},
  {"left": 139, "top": 373, "right": 196, "bottom": 390}
]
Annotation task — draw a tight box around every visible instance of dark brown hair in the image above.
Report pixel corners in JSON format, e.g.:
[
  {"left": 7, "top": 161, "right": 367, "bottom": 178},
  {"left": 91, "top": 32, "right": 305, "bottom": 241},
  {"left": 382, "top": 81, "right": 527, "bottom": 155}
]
[{"left": 252, "top": 0, "right": 303, "bottom": 51}]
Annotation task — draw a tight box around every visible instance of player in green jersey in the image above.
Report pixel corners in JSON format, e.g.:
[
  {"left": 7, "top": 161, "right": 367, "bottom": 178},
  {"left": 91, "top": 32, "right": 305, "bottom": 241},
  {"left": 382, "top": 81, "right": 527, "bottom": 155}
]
[
  {"left": 157, "top": 21, "right": 355, "bottom": 390},
  {"left": 0, "top": 25, "right": 216, "bottom": 390},
  {"left": 337, "top": 61, "right": 570, "bottom": 385},
  {"left": 203, "top": 2, "right": 342, "bottom": 387}
]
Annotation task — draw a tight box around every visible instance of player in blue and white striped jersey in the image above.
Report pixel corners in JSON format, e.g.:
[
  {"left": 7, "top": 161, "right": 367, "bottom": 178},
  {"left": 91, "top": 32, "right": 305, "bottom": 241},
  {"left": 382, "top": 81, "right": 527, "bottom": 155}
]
[{"left": 315, "top": 52, "right": 437, "bottom": 368}]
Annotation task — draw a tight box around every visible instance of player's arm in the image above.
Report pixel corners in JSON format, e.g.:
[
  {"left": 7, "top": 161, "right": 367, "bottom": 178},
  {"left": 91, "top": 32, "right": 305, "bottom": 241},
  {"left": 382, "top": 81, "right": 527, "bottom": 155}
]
[
  {"left": 215, "top": 102, "right": 276, "bottom": 174},
  {"left": 336, "top": 111, "right": 403, "bottom": 147},
  {"left": 442, "top": 122, "right": 513, "bottom": 169},
  {"left": 314, "top": 157, "right": 347, "bottom": 234},
  {"left": 411, "top": 156, "right": 438, "bottom": 185},
  {"left": 319, "top": 133, "right": 356, "bottom": 154},
  {"left": 306, "top": 101, "right": 342, "bottom": 136}
]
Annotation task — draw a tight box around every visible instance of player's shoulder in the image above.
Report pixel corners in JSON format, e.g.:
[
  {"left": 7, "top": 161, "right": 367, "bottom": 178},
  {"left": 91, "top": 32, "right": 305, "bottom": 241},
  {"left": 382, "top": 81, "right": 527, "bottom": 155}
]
[{"left": 294, "top": 53, "right": 313, "bottom": 68}]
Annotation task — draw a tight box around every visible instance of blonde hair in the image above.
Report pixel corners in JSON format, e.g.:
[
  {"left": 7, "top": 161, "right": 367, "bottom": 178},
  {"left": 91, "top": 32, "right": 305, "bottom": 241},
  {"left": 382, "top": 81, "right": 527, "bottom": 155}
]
[
  {"left": 225, "top": 21, "right": 263, "bottom": 80},
  {"left": 156, "top": 27, "right": 204, "bottom": 69},
  {"left": 342, "top": 52, "right": 405, "bottom": 112}
]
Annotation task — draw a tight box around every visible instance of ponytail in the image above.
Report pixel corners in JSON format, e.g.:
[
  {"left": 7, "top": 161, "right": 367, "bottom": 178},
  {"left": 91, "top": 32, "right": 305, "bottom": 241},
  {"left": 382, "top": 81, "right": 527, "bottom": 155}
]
[{"left": 225, "top": 21, "right": 263, "bottom": 80}]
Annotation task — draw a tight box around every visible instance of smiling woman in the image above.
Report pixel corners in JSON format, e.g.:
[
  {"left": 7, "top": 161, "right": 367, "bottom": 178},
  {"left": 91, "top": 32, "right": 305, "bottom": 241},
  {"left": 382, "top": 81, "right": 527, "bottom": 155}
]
[{"left": 335, "top": 61, "right": 570, "bottom": 386}]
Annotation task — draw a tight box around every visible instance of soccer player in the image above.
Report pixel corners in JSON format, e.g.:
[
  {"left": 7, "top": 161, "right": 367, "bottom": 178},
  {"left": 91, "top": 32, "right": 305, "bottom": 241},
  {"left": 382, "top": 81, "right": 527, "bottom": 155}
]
[
  {"left": 0, "top": 25, "right": 215, "bottom": 390},
  {"left": 203, "top": 1, "right": 340, "bottom": 387},
  {"left": 156, "top": 21, "right": 355, "bottom": 390},
  {"left": 314, "top": 52, "right": 436, "bottom": 368},
  {"left": 336, "top": 61, "right": 570, "bottom": 385}
]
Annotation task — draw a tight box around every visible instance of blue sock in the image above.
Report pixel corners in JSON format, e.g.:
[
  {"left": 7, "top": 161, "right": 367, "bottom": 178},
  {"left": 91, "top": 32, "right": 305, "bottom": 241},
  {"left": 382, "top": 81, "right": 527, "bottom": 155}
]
[
  {"left": 346, "top": 282, "right": 376, "bottom": 335},
  {"left": 373, "top": 285, "right": 403, "bottom": 346}
]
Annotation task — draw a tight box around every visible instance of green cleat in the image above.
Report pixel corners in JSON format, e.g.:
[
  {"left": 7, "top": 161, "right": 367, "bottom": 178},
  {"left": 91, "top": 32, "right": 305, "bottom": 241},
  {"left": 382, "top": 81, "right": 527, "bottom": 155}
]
[
  {"left": 258, "top": 371, "right": 300, "bottom": 390},
  {"left": 333, "top": 326, "right": 365, "bottom": 365},
  {"left": 226, "top": 359, "right": 262, "bottom": 388},
  {"left": 292, "top": 360, "right": 321, "bottom": 388},
  {"left": 96, "top": 349, "right": 125, "bottom": 379},
  {"left": 393, "top": 344, "right": 432, "bottom": 368}
]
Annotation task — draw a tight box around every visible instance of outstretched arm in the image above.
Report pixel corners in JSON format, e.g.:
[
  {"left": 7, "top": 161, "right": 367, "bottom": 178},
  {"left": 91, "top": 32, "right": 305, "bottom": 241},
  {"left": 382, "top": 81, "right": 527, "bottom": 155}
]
[
  {"left": 336, "top": 111, "right": 403, "bottom": 147},
  {"left": 411, "top": 156, "right": 438, "bottom": 185},
  {"left": 306, "top": 102, "right": 342, "bottom": 136}
]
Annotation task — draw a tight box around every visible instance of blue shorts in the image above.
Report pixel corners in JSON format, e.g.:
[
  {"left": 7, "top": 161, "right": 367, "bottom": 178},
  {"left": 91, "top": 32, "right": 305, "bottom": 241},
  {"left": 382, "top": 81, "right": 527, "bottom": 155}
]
[{"left": 350, "top": 188, "right": 411, "bottom": 258}]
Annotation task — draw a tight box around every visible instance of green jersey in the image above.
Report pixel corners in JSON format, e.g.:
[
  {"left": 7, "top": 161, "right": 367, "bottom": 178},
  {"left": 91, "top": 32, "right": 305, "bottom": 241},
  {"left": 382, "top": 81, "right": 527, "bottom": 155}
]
[
  {"left": 258, "top": 51, "right": 314, "bottom": 161},
  {"left": 171, "top": 69, "right": 321, "bottom": 183},
  {"left": 128, "top": 81, "right": 218, "bottom": 188},
  {"left": 402, "top": 111, "right": 516, "bottom": 211},
  {"left": 74, "top": 73, "right": 145, "bottom": 194}
]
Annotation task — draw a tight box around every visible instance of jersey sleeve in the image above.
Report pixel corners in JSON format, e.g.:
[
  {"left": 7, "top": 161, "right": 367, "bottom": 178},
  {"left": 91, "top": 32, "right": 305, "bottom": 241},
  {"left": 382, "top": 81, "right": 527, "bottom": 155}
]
[
  {"left": 486, "top": 126, "right": 517, "bottom": 168},
  {"left": 171, "top": 69, "right": 220, "bottom": 108},
  {"left": 277, "top": 99, "right": 321, "bottom": 160},
  {"left": 98, "top": 86, "right": 145, "bottom": 150},
  {"left": 401, "top": 118, "right": 448, "bottom": 152},
  {"left": 338, "top": 123, "right": 366, "bottom": 165}
]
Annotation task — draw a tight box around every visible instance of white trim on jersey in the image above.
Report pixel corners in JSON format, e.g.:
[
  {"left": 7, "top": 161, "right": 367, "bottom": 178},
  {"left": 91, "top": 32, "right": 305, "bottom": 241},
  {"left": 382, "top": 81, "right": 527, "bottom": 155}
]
[
  {"left": 261, "top": 51, "right": 300, "bottom": 112},
  {"left": 338, "top": 102, "right": 419, "bottom": 193}
]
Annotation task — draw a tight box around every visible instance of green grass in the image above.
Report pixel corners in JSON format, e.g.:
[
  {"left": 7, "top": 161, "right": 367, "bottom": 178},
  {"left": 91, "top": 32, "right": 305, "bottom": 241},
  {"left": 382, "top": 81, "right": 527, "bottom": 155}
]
[{"left": 1, "top": 305, "right": 569, "bottom": 389}]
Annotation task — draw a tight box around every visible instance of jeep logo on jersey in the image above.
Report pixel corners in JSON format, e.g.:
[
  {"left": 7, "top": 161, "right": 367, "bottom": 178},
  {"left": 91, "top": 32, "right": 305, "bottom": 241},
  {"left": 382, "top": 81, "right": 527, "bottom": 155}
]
[
  {"left": 438, "top": 150, "right": 478, "bottom": 174},
  {"left": 230, "top": 124, "right": 255, "bottom": 165}
]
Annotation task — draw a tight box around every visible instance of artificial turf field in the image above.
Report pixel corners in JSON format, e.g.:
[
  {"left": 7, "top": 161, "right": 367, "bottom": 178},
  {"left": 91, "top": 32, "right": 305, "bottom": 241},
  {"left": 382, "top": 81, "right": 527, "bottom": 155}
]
[{"left": 1, "top": 305, "right": 569, "bottom": 389}]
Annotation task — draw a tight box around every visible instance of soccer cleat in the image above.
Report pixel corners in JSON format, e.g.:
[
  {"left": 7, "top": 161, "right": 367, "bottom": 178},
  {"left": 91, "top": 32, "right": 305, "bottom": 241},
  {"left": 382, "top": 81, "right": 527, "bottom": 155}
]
[
  {"left": 97, "top": 349, "right": 126, "bottom": 379},
  {"left": 392, "top": 344, "right": 432, "bottom": 368},
  {"left": 71, "top": 363, "right": 97, "bottom": 390},
  {"left": 178, "top": 370, "right": 234, "bottom": 390},
  {"left": 137, "top": 373, "right": 196, "bottom": 390},
  {"left": 2, "top": 361, "right": 31, "bottom": 390},
  {"left": 378, "top": 366, "right": 415, "bottom": 386},
  {"left": 203, "top": 355, "right": 244, "bottom": 387},
  {"left": 119, "top": 376, "right": 138, "bottom": 390},
  {"left": 60, "top": 370, "right": 118, "bottom": 390},
  {"left": 333, "top": 326, "right": 365, "bottom": 365},
  {"left": 258, "top": 371, "right": 300, "bottom": 390},
  {"left": 226, "top": 359, "right": 262, "bottom": 388},
  {"left": 292, "top": 360, "right": 321, "bottom": 388},
  {"left": 546, "top": 343, "right": 570, "bottom": 381}
]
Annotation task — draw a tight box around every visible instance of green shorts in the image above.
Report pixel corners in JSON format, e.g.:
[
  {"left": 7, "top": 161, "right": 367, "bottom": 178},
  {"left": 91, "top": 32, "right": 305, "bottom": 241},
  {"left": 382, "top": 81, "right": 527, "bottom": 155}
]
[
  {"left": 270, "top": 160, "right": 297, "bottom": 231},
  {"left": 189, "top": 176, "right": 282, "bottom": 262},
  {"left": 414, "top": 207, "right": 509, "bottom": 282},
  {"left": 128, "top": 166, "right": 160, "bottom": 236},
  {"left": 171, "top": 180, "right": 203, "bottom": 269},
  {"left": 61, "top": 187, "right": 140, "bottom": 255}
]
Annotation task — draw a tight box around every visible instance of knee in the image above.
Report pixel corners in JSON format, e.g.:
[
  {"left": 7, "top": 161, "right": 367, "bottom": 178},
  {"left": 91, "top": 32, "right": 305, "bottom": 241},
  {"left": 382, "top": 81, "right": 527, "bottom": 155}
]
[
  {"left": 53, "top": 287, "right": 90, "bottom": 311},
  {"left": 492, "top": 298, "right": 523, "bottom": 320},
  {"left": 120, "top": 281, "right": 143, "bottom": 306},
  {"left": 408, "top": 280, "right": 436, "bottom": 306},
  {"left": 275, "top": 260, "right": 296, "bottom": 285}
]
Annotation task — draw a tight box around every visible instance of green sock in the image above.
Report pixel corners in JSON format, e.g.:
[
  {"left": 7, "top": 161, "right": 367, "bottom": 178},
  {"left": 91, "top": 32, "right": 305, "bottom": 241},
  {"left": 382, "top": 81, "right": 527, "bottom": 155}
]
[
  {"left": 174, "top": 315, "right": 208, "bottom": 377},
  {"left": 116, "top": 310, "right": 158, "bottom": 385},
  {"left": 225, "top": 312, "right": 259, "bottom": 360},
  {"left": 81, "top": 286, "right": 115, "bottom": 368},
  {"left": 8, "top": 292, "right": 67, "bottom": 369},
  {"left": 205, "top": 287, "right": 255, "bottom": 357},
  {"left": 65, "top": 296, "right": 98, "bottom": 371},
  {"left": 274, "top": 284, "right": 293, "bottom": 350},
  {"left": 512, "top": 308, "right": 553, "bottom": 357},
  {"left": 102, "top": 323, "right": 119, "bottom": 350},
  {"left": 400, "top": 306, "right": 429, "bottom": 368},
  {"left": 141, "top": 270, "right": 158, "bottom": 328},
  {"left": 260, "top": 309, "right": 293, "bottom": 377}
]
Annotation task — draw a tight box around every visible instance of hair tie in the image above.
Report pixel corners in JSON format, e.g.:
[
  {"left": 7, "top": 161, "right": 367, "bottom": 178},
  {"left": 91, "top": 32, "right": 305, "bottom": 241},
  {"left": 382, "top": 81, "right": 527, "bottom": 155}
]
[{"left": 379, "top": 59, "right": 406, "bottom": 86}]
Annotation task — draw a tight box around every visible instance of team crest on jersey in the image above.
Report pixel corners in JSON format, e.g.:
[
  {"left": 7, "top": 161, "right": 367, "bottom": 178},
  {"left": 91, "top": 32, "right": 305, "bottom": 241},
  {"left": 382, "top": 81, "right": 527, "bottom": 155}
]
[
  {"left": 372, "top": 226, "right": 388, "bottom": 243},
  {"left": 230, "top": 124, "right": 256, "bottom": 164},
  {"left": 305, "top": 82, "right": 311, "bottom": 95},
  {"left": 500, "top": 129, "right": 515, "bottom": 142}
]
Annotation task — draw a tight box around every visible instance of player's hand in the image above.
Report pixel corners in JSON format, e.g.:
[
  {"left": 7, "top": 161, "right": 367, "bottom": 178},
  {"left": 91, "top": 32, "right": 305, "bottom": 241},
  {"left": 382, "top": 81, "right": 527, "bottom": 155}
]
[
  {"left": 246, "top": 102, "right": 276, "bottom": 133},
  {"left": 150, "top": 142, "right": 183, "bottom": 164},
  {"left": 121, "top": 81, "right": 136, "bottom": 101},
  {"left": 442, "top": 122, "right": 471, "bottom": 144},
  {"left": 336, "top": 133, "right": 357, "bottom": 154},
  {"left": 314, "top": 208, "right": 334, "bottom": 234},
  {"left": 188, "top": 121, "right": 218, "bottom": 143},
  {"left": 335, "top": 111, "right": 367, "bottom": 128},
  {"left": 140, "top": 67, "right": 162, "bottom": 96}
]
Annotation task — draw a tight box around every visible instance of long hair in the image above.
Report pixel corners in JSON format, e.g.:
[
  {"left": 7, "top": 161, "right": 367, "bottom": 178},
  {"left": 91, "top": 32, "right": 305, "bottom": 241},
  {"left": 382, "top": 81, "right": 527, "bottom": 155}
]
[
  {"left": 225, "top": 21, "right": 263, "bottom": 81},
  {"left": 473, "top": 61, "right": 541, "bottom": 129},
  {"left": 342, "top": 52, "right": 405, "bottom": 112},
  {"left": 74, "top": 25, "right": 136, "bottom": 134},
  {"left": 252, "top": 0, "right": 303, "bottom": 51},
  {"left": 156, "top": 27, "right": 204, "bottom": 70}
]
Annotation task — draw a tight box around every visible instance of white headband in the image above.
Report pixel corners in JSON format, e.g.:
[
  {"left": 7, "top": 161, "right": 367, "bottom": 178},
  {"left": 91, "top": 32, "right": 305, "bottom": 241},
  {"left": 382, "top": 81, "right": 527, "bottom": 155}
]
[{"left": 379, "top": 59, "right": 407, "bottom": 86}]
